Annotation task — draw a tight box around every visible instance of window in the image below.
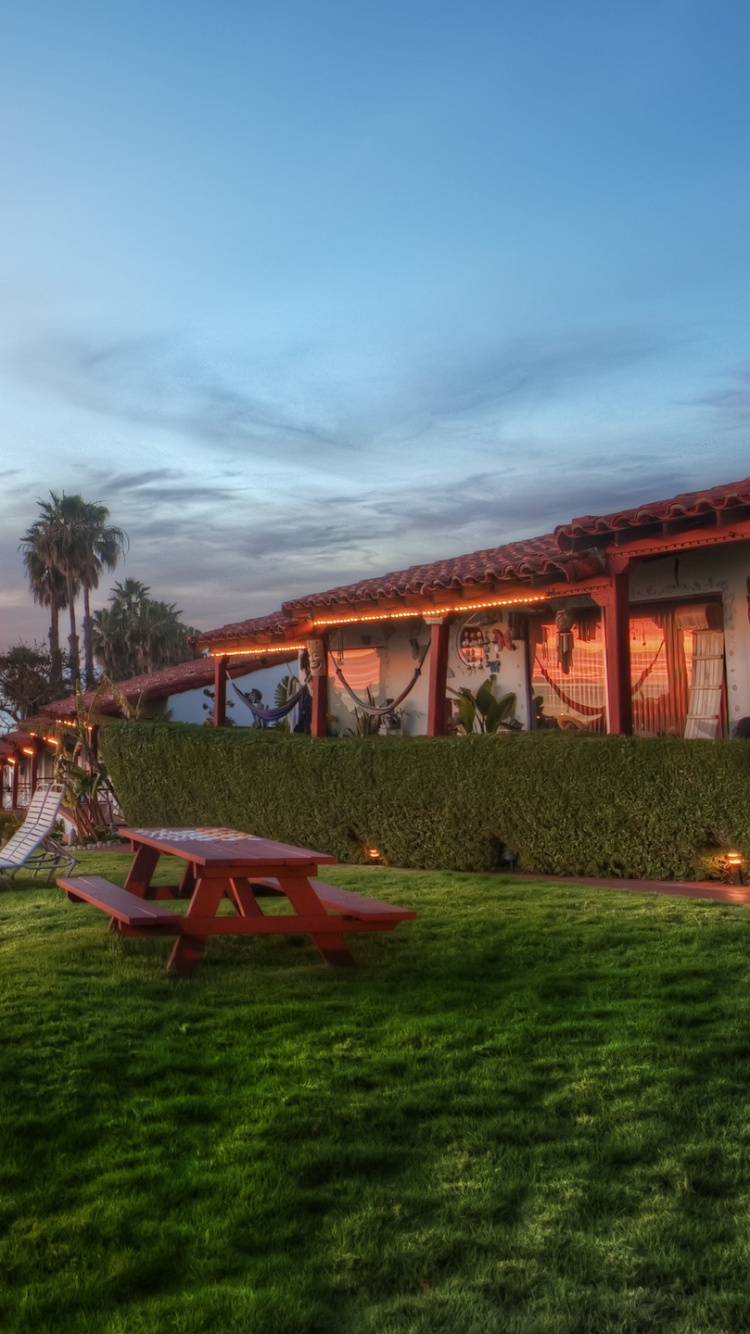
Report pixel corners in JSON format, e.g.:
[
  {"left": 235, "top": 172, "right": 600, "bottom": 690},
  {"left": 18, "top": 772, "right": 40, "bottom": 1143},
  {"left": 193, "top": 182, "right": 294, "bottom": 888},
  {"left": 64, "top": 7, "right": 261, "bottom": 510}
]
[
  {"left": 528, "top": 599, "right": 725, "bottom": 737},
  {"left": 529, "top": 611, "right": 607, "bottom": 730},
  {"left": 630, "top": 602, "right": 725, "bottom": 738}
]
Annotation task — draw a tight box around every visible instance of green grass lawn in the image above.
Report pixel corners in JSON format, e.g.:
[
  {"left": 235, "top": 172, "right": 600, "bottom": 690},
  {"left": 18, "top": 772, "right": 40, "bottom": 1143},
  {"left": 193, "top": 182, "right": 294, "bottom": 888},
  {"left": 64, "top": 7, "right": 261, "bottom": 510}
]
[{"left": 2, "top": 855, "right": 750, "bottom": 1333}]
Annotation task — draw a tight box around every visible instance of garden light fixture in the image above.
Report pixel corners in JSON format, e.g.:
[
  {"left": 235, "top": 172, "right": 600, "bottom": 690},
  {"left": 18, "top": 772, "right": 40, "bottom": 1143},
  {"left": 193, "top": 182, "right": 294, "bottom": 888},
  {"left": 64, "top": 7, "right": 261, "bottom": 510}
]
[{"left": 726, "top": 851, "right": 744, "bottom": 885}]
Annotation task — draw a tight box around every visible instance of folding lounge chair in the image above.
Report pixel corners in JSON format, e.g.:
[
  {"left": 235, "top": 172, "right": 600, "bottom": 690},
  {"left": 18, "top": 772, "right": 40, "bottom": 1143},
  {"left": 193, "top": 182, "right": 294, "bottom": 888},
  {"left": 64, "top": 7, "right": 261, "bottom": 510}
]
[{"left": 0, "top": 781, "right": 78, "bottom": 884}]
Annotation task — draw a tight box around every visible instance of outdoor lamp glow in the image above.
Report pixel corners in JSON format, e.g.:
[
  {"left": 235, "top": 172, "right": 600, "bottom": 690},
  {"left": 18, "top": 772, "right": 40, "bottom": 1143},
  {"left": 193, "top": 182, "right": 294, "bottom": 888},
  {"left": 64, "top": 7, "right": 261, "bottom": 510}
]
[{"left": 726, "top": 851, "right": 745, "bottom": 885}]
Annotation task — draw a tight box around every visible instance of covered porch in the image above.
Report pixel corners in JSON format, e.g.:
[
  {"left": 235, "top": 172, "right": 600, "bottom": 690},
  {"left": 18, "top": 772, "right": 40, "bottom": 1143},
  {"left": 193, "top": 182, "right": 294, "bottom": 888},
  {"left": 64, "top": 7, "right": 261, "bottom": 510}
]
[{"left": 197, "top": 478, "right": 750, "bottom": 741}]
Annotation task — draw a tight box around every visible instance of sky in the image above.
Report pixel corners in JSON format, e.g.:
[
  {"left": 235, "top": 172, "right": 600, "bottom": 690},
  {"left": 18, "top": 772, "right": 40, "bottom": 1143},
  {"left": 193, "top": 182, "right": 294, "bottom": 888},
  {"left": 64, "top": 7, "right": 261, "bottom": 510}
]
[{"left": 1, "top": 0, "right": 749, "bottom": 648}]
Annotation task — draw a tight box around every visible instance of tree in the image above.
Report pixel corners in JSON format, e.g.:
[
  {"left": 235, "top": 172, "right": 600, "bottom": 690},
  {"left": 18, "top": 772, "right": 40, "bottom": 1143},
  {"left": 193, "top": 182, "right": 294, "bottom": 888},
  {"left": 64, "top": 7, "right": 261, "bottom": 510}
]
[
  {"left": 76, "top": 500, "right": 128, "bottom": 689},
  {"left": 0, "top": 644, "right": 64, "bottom": 725},
  {"left": 19, "top": 522, "right": 74, "bottom": 696},
  {"left": 19, "top": 493, "right": 127, "bottom": 690},
  {"left": 91, "top": 580, "right": 199, "bottom": 680}
]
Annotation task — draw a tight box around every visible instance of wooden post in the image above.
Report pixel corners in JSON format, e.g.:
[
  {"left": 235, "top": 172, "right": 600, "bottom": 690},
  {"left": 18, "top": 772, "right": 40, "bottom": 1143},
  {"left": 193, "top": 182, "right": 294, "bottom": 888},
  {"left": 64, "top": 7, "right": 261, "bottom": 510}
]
[
  {"left": 310, "top": 639, "right": 329, "bottom": 738},
  {"left": 30, "top": 749, "right": 38, "bottom": 797},
  {"left": 594, "top": 561, "right": 633, "bottom": 735},
  {"left": 213, "top": 656, "right": 228, "bottom": 728},
  {"left": 10, "top": 760, "right": 18, "bottom": 810},
  {"left": 426, "top": 618, "right": 450, "bottom": 736}
]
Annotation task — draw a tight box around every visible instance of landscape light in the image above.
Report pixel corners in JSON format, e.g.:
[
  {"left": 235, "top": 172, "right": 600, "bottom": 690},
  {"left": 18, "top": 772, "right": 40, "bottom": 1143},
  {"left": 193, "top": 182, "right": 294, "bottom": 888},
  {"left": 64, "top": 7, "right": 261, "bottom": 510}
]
[{"left": 725, "top": 851, "right": 745, "bottom": 886}]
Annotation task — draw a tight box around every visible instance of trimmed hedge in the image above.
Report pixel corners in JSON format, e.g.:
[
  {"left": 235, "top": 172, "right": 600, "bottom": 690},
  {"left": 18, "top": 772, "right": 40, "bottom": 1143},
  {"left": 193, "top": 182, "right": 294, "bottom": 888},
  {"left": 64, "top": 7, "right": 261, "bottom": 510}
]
[{"left": 99, "top": 723, "right": 750, "bottom": 880}]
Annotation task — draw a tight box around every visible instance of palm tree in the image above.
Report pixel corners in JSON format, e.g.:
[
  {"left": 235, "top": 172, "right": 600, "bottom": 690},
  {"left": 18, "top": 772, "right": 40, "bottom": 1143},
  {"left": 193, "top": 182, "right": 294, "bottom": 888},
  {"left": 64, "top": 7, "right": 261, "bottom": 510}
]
[
  {"left": 91, "top": 580, "right": 197, "bottom": 680},
  {"left": 76, "top": 501, "right": 128, "bottom": 688},
  {"left": 20, "top": 520, "right": 75, "bottom": 695},
  {"left": 90, "top": 579, "right": 150, "bottom": 678},
  {"left": 20, "top": 493, "right": 128, "bottom": 689}
]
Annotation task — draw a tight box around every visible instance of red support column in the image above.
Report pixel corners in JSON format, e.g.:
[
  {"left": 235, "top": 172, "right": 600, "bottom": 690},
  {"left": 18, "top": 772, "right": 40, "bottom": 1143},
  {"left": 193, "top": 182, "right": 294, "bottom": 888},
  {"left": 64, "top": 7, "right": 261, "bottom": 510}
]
[
  {"left": 310, "top": 637, "right": 329, "bottom": 738},
  {"left": 213, "top": 656, "right": 228, "bottom": 727},
  {"left": 30, "top": 749, "right": 38, "bottom": 797},
  {"left": 11, "top": 760, "right": 18, "bottom": 810},
  {"left": 594, "top": 561, "right": 633, "bottom": 735},
  {"left": 426, "top": 618, "right": 450, "bottom": 736}
]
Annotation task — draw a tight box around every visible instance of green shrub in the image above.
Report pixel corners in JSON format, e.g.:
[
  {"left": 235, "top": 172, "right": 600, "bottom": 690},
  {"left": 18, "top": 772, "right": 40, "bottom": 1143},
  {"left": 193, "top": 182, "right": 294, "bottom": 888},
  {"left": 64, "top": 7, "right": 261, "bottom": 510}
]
[
  {"left": 0, "top": 809, "right": 22, "bottom": 846},
  {"left": 99, "top": 723, "right": 750, "bottom": 880}
]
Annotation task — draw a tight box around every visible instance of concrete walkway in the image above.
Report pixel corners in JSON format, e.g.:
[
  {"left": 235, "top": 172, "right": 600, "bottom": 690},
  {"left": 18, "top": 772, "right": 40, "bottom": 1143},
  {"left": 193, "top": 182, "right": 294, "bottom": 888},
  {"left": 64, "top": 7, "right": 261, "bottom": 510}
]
[{"left": 509, "top": 871, "right": 750, "bottom": 906}]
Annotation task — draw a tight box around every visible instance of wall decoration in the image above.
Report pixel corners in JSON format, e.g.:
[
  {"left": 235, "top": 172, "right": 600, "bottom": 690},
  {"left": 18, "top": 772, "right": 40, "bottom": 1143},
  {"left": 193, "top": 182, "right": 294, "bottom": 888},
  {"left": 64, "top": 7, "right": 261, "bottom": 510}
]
[
  {"left": 456, "top": 612, "right": 507, "bottom": 670},
  {"left": 555, "top": 610, "right": 574, "bottom": 674}
]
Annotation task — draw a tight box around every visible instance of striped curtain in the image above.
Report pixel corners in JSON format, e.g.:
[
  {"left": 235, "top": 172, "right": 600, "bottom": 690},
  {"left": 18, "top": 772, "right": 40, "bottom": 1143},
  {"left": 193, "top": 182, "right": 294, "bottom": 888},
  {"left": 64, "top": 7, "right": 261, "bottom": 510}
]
[{"left": 630, "top": 604, "right": 725, "bottom": 737}]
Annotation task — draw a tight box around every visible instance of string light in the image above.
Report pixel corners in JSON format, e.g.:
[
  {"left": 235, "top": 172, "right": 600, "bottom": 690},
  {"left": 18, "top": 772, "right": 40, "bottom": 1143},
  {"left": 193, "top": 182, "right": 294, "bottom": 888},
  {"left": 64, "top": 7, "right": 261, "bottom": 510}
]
[
  {"left": 207, "top": 596, "right": 552, "bottom": 653},
  {"left": 311, "top": 592, "right": 550, "bottom": 629},
  {"left": 210, "top": 643, "right": 307, "bottom": 659}
]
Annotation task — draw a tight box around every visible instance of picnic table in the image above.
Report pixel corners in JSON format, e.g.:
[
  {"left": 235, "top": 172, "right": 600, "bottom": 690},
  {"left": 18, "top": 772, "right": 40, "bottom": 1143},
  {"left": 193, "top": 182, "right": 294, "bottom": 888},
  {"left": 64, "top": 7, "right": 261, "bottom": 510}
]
[{"left": 57, "top": 826, "right": 415, "bottom": 977}]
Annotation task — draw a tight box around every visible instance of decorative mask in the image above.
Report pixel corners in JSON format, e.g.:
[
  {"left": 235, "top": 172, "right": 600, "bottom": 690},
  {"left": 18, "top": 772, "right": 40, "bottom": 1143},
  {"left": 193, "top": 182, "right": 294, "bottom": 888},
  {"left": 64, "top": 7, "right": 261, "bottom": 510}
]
[{"left": 306, "top": 637, "right": 326, "bottom": 677}]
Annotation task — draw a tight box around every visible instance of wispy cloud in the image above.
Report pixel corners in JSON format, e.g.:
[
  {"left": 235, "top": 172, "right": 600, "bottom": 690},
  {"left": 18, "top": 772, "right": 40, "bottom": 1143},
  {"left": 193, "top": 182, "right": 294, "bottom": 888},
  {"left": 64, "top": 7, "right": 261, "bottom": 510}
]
[
  {"left": 13, "top": 333, "right": 343, "bottom": 458},
  {"left": 695, "top": 362, "right": 750, "bottom": 426},
  {"left": 13, "top": 323, "right": 670, "bottom": 462},
  {"left": 0, "top": 321, "right": 731, "bottom": 641}
]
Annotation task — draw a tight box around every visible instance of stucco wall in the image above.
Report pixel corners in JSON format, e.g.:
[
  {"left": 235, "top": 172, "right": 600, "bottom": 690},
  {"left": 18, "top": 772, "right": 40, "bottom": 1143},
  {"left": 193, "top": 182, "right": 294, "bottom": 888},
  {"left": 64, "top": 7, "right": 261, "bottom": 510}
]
[
  {"left": 325, "top": 613, "right": 530, "bottom": 735},
  {"left": 167, "top": 661, "right": 300, "bottom": 727}
]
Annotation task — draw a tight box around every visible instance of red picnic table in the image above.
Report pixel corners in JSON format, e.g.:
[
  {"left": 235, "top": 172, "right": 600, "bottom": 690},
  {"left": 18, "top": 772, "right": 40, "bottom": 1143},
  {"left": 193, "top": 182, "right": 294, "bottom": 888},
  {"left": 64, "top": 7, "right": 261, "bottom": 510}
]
[{"left": 57, "top": 826, "right": 415, "bottom": 978}]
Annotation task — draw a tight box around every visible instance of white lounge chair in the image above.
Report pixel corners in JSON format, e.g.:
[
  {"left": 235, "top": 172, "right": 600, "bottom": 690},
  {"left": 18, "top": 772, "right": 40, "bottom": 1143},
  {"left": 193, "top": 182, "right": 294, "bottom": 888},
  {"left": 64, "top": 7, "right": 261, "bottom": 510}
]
[{"left": 0, "top": 781, "right": 78, "bottom": 884}]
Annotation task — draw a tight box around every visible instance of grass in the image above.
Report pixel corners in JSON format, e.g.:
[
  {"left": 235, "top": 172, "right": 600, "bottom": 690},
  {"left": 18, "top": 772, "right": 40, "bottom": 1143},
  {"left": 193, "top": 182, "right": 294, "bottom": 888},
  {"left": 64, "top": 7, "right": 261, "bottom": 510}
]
[{"left": 2, "top": 854, "right": 750, "bottom": 1332}]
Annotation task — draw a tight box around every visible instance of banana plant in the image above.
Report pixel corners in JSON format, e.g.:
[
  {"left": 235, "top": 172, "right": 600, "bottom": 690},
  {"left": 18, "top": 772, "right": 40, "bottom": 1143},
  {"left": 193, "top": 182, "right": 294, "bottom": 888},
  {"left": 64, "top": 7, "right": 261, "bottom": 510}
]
[
  {"left": 448, "top": 676, "right": 517, "bottom": 734},
  {"left": 271, "top": 674, "right": 301, "bottom": 732},
  {"left": 29, "top": 676, "right": 136, "bottom": 841}
]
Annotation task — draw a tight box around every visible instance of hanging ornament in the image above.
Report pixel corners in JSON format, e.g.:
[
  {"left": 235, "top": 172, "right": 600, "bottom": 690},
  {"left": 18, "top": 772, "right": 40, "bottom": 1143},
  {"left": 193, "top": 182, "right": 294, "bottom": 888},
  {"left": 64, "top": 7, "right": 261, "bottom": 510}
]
[{"left": 555, "top": 610, "right": 574, "bottom": 675}]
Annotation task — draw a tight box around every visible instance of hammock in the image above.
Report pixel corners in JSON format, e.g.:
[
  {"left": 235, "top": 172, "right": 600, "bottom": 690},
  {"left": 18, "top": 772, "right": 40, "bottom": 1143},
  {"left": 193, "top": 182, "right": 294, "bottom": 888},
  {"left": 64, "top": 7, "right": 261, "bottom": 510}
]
[
  {"left": 329, "top": 642, "right": 431, "bottom": 716},
  {"left": 232, "top": 681, "right": 309, "bottom": 724},
  {"left": 534, "top": 657, "right": 605, "bottom": 718},
  {"left": 631, "top": 638, "right": 665, "bottom": 698}
]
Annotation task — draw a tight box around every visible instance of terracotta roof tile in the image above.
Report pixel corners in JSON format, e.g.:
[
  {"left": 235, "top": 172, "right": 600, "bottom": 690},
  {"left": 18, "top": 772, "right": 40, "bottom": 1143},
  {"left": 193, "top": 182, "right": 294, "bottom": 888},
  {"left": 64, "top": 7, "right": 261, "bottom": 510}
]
[
  {"left": 283, "top": 535, "right": 602, "bottom": 611},
  {"left": 39, "top": 648, "right": 298, "bottom": 720},
  {"left": 557, "top": 477, "right": 750, "bottom": 548},
  {"left": 193, "top": 609, "right": 303, "bottom": 649}
]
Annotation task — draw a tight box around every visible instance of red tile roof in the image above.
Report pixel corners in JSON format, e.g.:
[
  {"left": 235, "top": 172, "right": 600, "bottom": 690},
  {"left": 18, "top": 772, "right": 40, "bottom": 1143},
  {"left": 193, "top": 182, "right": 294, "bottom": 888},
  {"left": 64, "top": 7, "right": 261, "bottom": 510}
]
[
  {"left": 193, "top": 610, "right": 304, "bottom": 649},
  {"left": 557, "top": 478, "right": 750, "bottom": 549},
  {"left": 283, "top": 535, "right": 605, "bottom": 612},
  {"left": 39, "top": 649, "right": 298, "bottom": 720}
]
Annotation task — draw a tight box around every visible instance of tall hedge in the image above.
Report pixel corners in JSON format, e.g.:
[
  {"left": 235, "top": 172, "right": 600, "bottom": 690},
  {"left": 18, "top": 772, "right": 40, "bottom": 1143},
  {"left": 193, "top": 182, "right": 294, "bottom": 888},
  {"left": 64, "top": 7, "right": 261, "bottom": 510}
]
[{"left": 99, "top": 723, "right": 750, "bottom": 880}]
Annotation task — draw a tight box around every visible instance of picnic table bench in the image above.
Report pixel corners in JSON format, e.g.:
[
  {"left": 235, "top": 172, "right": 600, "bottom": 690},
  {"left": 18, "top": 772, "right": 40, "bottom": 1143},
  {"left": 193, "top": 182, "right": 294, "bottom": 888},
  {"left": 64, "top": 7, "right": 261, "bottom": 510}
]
[{"left": 58, "top": 826, "right": 415, "bottom": 977}]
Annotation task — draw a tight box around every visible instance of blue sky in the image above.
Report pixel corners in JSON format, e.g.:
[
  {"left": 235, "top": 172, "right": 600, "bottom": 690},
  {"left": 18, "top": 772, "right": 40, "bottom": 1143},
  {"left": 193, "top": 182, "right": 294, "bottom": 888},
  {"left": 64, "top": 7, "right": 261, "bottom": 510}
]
[{"left": 1, "top": 0, "right": 749, "bottom": 645}]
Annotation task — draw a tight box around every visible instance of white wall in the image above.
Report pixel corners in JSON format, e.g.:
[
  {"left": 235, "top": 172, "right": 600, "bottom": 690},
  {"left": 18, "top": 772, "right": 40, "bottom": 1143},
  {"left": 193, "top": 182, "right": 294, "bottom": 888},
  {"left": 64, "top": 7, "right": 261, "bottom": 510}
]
[
  {"left": 167, "top": 661, "right": 301, "bottom": 727},
  {"left": 324, "top": 613, "right": 530, "bottom": 735}
]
